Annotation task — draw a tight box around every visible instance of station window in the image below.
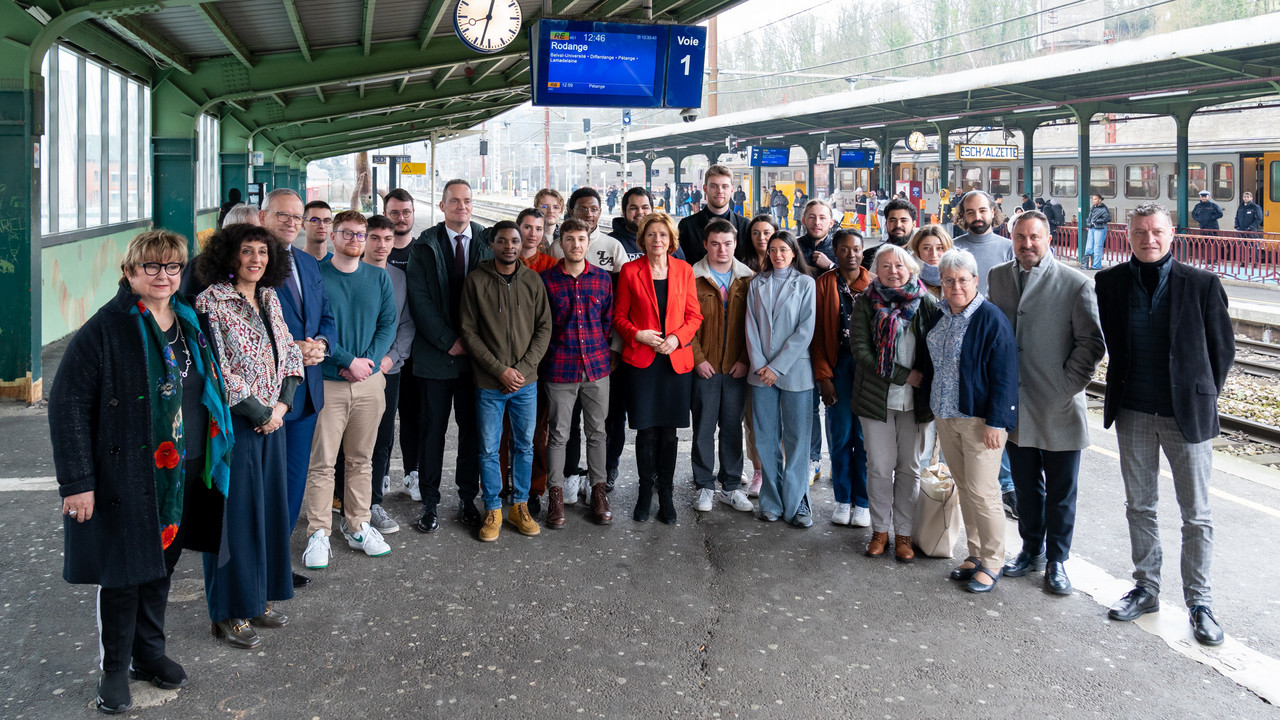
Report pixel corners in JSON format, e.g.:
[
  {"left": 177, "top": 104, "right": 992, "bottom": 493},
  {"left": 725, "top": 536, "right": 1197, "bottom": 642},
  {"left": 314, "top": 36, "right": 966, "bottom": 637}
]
[
  {"left": 1124, "top": 163, "right": 1159, "bottom": 199},
  {"left": 1050, "top": 165, "right": 1077, "bottom": 198},
  {"left": 196, "top": 113, "right": 221, "bottom": 211},
  {"left": 1167, "top": 162, "right": 1207, "bottom": 199},
  {"left": 1090, "top": 165, "right": 1117, "bottom": 199},
  {"left": 989, "top": 167, "right": 1012, "bottom": 196},
  {"left": 1212, "top": 162, "right": 1234, "bottom": 201},
  {"left": 1017, "top": 166, "right": 1043, "bottom": 197},
  {"left": 41, "top": 44, "right": 151, "bottom": 237}
]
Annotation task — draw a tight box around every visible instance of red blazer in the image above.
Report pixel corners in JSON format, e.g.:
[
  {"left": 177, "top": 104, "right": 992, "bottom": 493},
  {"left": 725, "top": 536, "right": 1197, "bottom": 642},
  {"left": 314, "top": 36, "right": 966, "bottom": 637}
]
[{"left": 614, "top": 257, "right": 703, "bottom": 373}]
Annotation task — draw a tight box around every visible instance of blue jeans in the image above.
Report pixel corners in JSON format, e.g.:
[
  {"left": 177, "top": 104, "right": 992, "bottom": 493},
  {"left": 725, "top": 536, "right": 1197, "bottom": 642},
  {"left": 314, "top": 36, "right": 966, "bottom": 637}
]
[
  {"left": 752, "top": 384, "right": 812, "bottom": 522},
  {"left": 1085, "top": 227, "right": 1107, "bottom": 269},
  {"left": 476, "top": 383, "right": 537, "bottom": 511},
  {"left": 999, "top": 449, "right": 1014, "bottom": 494},
  {"left": 810, "top": 387, "right": 825, "bottom": 463},
  {"left": 827, "top": 354, "right": 868, "bottom": 507}
]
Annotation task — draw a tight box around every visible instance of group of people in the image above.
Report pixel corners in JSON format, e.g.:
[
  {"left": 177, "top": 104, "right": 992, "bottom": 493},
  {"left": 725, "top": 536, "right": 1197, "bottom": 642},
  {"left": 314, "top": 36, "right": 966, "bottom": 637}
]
[{"left": 52, "top": 164, "right": 1234, "bottom": 715}]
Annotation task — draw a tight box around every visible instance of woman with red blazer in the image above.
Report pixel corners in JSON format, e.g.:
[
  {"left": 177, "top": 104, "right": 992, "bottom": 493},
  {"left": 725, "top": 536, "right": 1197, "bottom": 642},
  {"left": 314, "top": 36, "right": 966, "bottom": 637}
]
[{"left": 614, "top": 212, "right": 703, "bottom": 524}]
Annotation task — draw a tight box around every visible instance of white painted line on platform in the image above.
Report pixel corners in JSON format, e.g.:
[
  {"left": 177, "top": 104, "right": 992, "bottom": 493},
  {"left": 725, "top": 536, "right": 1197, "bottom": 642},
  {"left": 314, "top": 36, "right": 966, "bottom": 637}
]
[
  {"left": 0, "top": 476, "right": 57, "bottom": 491},
  {"left": 1088, "top": 445, "right": 1280, "bottom": 519}
]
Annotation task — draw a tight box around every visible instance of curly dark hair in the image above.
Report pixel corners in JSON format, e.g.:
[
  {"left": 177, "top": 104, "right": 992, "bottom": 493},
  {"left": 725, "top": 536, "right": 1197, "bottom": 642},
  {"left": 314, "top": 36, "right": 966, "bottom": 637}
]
[{"left": 196, "top": 223, "right": 292, "bottom": 289}]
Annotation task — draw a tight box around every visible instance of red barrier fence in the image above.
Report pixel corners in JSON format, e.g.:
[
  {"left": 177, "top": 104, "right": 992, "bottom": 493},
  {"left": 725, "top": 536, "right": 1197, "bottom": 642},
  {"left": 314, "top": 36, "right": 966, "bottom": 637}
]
[{"left": 1050, "top": 223, "right": 1280, "bottom": 283}]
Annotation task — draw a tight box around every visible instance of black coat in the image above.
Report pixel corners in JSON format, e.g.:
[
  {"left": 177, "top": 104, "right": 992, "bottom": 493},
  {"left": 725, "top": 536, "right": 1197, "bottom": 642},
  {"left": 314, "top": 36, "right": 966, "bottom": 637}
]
[
  {"left": 1094, "top": 259, "right": 1234, "bottom": 444},
  {"left": 49, "top": 284, "right": 224, "bottom": 588}
]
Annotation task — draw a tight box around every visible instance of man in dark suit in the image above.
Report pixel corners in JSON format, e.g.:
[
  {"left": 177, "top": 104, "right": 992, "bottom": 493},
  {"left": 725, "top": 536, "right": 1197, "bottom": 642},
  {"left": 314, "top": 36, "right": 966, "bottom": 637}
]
[
  {"left": 258, "top": 189, "right": 336, "bottom": 589},
  {"left": 1094, "top": 203, "right": 1234, "bottom": 647},
  {"left": 405, "top": 179, "right": 494, "bottom": 532}
]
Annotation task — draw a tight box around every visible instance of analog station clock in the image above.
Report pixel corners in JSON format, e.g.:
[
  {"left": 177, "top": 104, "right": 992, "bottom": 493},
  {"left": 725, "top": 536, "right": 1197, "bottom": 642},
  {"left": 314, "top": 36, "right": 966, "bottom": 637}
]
[
  {"left": 907, "top": 131, "right": 927, "bottom": 152},
  {"left": 454, "top": 0, "right": 523, "bottom": 54}
]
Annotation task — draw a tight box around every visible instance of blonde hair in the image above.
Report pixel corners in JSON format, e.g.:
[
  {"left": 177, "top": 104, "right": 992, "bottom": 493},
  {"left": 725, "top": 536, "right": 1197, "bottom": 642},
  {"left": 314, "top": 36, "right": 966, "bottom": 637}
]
[
  {"left": 121, "top": 229, "right": 188, "bottom": 281},
  {"left": 907, "top": 225, "right": 954, "bottom": 258},
  {"left": 637, "top": 212, "right": 681, "bottom": 256}
]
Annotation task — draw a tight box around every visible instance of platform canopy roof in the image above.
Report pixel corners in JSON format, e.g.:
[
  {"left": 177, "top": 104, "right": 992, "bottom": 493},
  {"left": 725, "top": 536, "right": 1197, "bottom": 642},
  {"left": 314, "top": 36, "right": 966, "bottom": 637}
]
[
  {"left": 569, "top": 14, "right": 1280, "bottom": 162},
  {"left": 22, "top": 0, "right": 748, "bottom": 161}
]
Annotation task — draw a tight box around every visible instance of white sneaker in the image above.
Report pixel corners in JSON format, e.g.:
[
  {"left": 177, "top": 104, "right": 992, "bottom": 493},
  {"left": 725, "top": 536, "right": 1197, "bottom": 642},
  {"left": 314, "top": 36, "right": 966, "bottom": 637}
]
[
  {"left": 563, "top": 474, "right": 581, "bottom": 504},
  {"left": 831, "top": 502, "right": 851, "bottom": 526},
  {"left": 369, "top": 503, "right": 400, "bottom": 534},
  {"left": 381, "top": 475, "right": 391, "bottom": 496},
  {"left": 717, "top": 489, "right": 754, "bottom": 512},
  {"left": 850, "top": 505, "right": 871, "bottom": 528},
  {"left": 694, "top": 488, "right": 714, "bottom": 512},
  {"left": 344, "top": 521, "right": 391, "bottom": 557},
  {"left": 809, "top": 460, "right": 821, "bottom": 485},
  {"left": 302, "top": 530, "right": 331, "bottom": 569},
  {"left": 403, "top": 470, "right": 421, "bottom": 502}
]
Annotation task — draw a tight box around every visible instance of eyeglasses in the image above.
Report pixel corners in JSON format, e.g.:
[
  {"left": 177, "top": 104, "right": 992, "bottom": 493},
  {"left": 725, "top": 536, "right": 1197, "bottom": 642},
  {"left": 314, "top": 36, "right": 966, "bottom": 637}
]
[
  {"left": 273, "top": 211, "right": 304, "bottom": 225},
  {"left": 139, "top": 262, "right": 184, "bottom": 276},
  {"left": 941, "top": 276, "right": 976, "bottom": 288},
  {"left": 307, "top": 216, "right": 333, "bottom": 226},
  {"left": 386, "top": 210, "right": 413, "bottom": 219},
  {"left": 337, "top": 229, "right": 367, "bottom": 241}
]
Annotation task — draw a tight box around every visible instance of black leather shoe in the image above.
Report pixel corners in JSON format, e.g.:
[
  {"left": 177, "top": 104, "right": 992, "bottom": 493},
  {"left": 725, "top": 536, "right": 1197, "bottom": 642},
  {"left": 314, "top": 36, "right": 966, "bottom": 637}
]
[
  {"left": 291, "top": 572, "right": 311, "bottom": 588},
  {"left": 96, "top": 670, "right": 133, "bottom": 714},
  {"left": 1044, "top": 561, "right": 1072, "bottom": 595},
  {"left": 1108, "top": 586, "right": 1159, "bottom": 621},
  {"left": 1002, "top": 549, "right": 1047, "bottom": 577},
  {"left": 528, "top": 494, "right": 541, "bottom": 517},
  {"left": 1190, "top": 605, "right": 1224, "bottom": 646},
  {"left": 459, "top": 503, "right": 482, "bottom": 527},
  {"left": 1001, "top": 490, "right": 1019, "bottom": 520},
  {"left": 966, "top": 565, "right": 1001, "bottom": 594},
  {"left": 949, "top": 556, "right": 980, "bottom": 581},
  {"left": 130, "top": 655, "right": 188, "bottom": 689},
  {"left": 606, "top": 466, "right": 618, "bottom": 493},
  {"left": 414, "top": 509, "right": 439, "bottom": 533}
]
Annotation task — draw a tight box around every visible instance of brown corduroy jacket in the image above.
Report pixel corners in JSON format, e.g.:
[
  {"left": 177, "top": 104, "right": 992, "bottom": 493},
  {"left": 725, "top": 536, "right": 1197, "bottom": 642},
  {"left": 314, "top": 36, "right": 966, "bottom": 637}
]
[{"left": 690, "top": 258, "right": 754, "bottom": 373}]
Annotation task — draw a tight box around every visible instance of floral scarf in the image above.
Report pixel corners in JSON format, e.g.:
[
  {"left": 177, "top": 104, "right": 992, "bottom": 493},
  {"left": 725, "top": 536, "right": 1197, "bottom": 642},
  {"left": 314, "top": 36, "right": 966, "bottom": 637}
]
[
  {"left": 865, "top": 276, "right": 927, "bottom": 379},
  {"left": 130, "top": 295, "right": 234, "bottom": 549}
]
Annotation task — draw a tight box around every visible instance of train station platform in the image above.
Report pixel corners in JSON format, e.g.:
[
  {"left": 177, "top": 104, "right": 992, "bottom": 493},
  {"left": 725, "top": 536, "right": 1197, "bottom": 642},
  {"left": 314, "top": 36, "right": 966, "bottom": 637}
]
[{"left": 5, "top": 322, "right": 1280, "bottom": 717}]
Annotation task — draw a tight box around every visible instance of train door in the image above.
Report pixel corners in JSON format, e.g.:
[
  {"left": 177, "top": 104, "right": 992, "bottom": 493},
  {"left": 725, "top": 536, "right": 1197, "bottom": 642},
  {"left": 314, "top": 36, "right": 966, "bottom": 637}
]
[{"left": 1263, "top": 153, "right": 1280, "bottom": 234}]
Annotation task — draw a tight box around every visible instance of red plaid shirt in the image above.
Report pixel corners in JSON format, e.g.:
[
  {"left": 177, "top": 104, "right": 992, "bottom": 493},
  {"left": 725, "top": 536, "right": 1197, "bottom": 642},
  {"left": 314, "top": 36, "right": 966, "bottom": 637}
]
[{"left": 540, "top": 261, "right": 613, "bottom": 383}]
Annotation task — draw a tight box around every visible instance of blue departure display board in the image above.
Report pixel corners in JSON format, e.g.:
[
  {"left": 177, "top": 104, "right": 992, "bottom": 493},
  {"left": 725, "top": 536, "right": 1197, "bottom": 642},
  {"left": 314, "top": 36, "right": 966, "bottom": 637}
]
[
  {"left": 531, "top": 20, "right": 706, "bottom": 109},
  {"left": 749, "top": 147, "right": 791, "bottom": 167},
  {"left": 837, "top": 148, "right": 877, "bottom": 168}
]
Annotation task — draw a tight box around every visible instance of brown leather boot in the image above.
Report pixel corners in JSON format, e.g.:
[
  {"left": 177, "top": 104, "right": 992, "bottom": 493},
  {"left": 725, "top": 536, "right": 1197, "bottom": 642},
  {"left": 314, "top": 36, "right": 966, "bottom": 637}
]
[
  {"left": 894, "top": 535, "right": 915, "bottom": 563},
  {"left": 590, "top": 483, "right": 613, "bottom": 525},
  {"left": 865, "top": 531, "right": 889, "bottom": 557},
  {"left": 546, "top": 487, "right": 566, "bottom": 529}
]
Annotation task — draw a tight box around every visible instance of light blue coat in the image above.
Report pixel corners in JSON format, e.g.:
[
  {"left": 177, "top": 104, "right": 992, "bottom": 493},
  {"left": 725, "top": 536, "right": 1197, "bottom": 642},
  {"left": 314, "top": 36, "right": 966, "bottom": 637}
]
[{"left": 745, "top": 269, "right": 817, "bottom": 393}]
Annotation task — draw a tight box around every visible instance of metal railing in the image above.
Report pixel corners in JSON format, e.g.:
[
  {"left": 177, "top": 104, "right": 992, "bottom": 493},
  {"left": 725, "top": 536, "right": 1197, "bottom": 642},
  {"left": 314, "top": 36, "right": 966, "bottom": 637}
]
[{"left": 1051, "top": 223, "right": 1280, "bottom": 283}]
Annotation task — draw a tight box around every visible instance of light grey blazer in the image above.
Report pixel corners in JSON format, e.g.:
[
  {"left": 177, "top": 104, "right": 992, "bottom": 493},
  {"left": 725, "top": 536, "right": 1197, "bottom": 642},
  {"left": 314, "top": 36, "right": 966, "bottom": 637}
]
[
  {"left": 987, "top": 257, "right": 1105, "bottom": 451},
  {"left": 745, "top": 269, "right": 816, "bottom": 393}
]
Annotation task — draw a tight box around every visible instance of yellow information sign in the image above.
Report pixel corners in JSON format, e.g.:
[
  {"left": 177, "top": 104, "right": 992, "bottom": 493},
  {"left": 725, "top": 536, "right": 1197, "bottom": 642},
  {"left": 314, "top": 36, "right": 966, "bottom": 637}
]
[{"left": 400, "top": 162, "right": 426, "bottom": 175}]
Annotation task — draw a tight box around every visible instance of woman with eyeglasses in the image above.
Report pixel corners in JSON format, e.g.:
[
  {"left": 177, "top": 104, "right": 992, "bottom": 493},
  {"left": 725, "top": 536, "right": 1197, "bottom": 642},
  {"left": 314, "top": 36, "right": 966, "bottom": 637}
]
[
  {"left": 924, "top": 248, "right": 1018, "bottom": 594},
  {"left": 195, "top": 223, "right": 305, "bottom": 649},
  {"left": 50, "top": 230, "right": 235, "bottom": 714}
]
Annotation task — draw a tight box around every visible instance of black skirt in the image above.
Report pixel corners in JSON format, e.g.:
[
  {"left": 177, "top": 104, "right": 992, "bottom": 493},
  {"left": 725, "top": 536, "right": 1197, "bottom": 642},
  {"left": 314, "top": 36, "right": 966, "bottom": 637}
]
[{"left": 624, "top": 355, "right": 692, "bottom": 430}]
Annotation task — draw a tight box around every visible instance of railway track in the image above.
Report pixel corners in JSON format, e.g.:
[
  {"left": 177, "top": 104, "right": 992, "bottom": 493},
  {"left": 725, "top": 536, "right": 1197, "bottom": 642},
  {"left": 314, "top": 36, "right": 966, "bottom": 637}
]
[{"left": 1085, "top": 379, "right": 1280, "bottom": 446}]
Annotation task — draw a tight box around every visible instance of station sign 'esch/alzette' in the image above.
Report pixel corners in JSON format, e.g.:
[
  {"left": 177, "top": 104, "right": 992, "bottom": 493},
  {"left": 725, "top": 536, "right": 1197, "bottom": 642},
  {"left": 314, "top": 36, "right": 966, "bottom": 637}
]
[
  {"left": 530, "top": 19, "right": 707, "bottom": 109},
  {"left": 955, "top": 144, "right": 1021, "bottom": 161}
]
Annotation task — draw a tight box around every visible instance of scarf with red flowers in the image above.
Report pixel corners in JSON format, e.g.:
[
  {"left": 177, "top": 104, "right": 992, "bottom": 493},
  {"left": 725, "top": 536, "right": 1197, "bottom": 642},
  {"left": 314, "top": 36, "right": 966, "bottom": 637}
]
[{"left": 131, "top": 295, "right": 234, "bottom": 549}]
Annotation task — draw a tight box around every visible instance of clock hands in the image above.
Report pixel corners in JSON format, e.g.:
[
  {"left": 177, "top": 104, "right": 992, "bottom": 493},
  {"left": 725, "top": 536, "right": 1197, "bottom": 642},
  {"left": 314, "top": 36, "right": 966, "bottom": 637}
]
[{"left": 477, "top": 0, "right": 496, "bottom": 47}]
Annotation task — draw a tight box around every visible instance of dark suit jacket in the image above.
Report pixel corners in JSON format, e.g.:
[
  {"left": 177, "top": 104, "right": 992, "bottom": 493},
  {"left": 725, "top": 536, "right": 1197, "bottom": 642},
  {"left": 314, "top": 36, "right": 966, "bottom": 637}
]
[
  {"left": 1094, "top": 258, "right": 1234, "bottom": 443},
  {"left": 277, "top": 247, "right": 337, "bottom": 420},
  {"left": 406, "top": 221, "right": 493, "bottom": 380}
]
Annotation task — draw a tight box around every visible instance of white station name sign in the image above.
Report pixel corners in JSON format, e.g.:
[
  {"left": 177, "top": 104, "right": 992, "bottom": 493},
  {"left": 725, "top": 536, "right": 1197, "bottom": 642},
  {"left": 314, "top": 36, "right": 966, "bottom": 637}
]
[{"left": 955, "top": 144, "right": 1020, "bottom": 161}]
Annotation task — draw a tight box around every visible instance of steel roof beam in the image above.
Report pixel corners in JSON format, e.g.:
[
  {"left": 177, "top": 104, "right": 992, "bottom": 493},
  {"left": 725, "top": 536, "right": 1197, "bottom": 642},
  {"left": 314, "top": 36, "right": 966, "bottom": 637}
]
[
  {"left": 196, "top": 3, "right": 255, "bottom": 69},
  {"left": 362, "top": 0, "right": 376, "bottom": 56},
  {"left": 434, "top": 63, "right": 458, "bottom": 89},
  {"left": 470, "top": 58, "right": 505, "bottom": 86},
  {"left": 302, "top": 105, "right": 514, "bottom": 159},
  {"left": 314, "top": 86, "right": 325, "bottom": 103},
  {"left": 416, "top": 0, "right": 452, "bottom": 51},
  {"left": 1181, "top": 54, "right": 1278, "bottom": 80},
  {"left": 274, "top": 99, "right": 520, "bottom": 149},
  {"left": 281, "top": 0, "right": 312, "bottom": 62},
  {"left": 674, "top": 0, "right": 721, "bottom": 22},
  {"left": 101, "top": 15, "right": 194, "bottom": 74},
  {"left": 583, "top": 0, "right": 631, "bottom": 18}
]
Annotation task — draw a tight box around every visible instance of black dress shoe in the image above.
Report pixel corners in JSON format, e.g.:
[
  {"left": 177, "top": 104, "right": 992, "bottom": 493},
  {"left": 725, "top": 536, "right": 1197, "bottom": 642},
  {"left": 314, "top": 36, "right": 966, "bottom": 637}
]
[
  {"left": 528, "top": 494, "right": 541, "bottom": 517},
  {"left": 96, "top": 670, "right": 133, "bottom": 714},
  {"left": 1002, "top": 549, "right": 1047, "bottom": 578},
  {"left": 1108, "top": 586, "right": 1159, "bottom": 621},
  {"left": 606, "top": 467, "right": 618, "bottom": 493},
  {"left": 291, "top": 572, "right": 311, "bottom": 588},
  {"left": 414, "top": 509, "right": 439, "bottom": 533},
  {"left": 1044, "top": 561, "right": 1072, "bottom": 595},
  {"left": 459, "top": 503, "right": 482, "bottom": 527},
  {"left": 1190, "top": 605, "right": 1224, "bottom": 646},
  {"left": 130, "top": 655, "right": 188, "bottom": 689},
  {"left": 949, "top": 556, "right": 980, "bottom": 581},
  {"left": 1001, "top": 490, "right": 1019, "bottom": 520}
]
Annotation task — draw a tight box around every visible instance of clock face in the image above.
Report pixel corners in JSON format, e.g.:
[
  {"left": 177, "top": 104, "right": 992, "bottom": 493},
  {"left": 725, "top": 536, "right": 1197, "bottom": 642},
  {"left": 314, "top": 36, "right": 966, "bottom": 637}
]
[
  {"left": 454, "top": 0, "right": 523, "bottom": 54},
  {"left": 907, "top": 131, "right": 927, "bottom": 152}
]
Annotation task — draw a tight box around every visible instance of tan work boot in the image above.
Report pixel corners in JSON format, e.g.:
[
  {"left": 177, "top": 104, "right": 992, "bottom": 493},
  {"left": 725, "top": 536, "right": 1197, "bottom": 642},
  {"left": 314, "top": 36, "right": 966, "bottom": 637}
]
[
  {"left": 894, "top": 535, "right": 915, "bottom": 563},
  {"left": 479, "top": 508, "right": 502, "bottom": 542},
  {"left": 865, "top": 531, "right": 889, "bottom": 557},
  {"left": 505, "top": 502, "right": 542, "bottom": 536}
]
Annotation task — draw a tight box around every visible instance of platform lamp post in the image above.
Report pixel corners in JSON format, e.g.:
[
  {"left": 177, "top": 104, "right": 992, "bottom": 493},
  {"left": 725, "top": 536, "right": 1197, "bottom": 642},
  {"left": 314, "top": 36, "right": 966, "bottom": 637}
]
[
  {"left": 621, "top": 110, "right": 631, "bottom": 188},
  {"left": 584, "top": 117, "right": 593, "bottom": 191}
]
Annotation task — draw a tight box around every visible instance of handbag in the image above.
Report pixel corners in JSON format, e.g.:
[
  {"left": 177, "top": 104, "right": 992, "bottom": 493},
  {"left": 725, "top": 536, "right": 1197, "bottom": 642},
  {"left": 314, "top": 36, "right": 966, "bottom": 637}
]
[{"left": 914, "top": 461, "right": 962, "bottom": 559}]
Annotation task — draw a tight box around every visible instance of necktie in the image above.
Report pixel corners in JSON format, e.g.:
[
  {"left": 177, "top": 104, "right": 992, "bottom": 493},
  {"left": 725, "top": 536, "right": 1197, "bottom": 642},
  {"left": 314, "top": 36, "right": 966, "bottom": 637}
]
[
  {"left": 454, "top": 235, "right": 467, "bottom": 278},
  {"left": 1018, "top": 269, "right": 1028, "bottom": 294},
  {"left": 287, "top": 251, "right": 304, "bottom": 311}
]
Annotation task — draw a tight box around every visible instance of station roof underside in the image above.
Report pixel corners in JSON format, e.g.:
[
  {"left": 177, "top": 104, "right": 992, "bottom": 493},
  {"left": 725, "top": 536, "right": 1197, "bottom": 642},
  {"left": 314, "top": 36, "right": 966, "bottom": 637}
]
[
  {"left": 570, "top": 14, "right": 1280, "bottom": 162},
  {"left": 32, "top": 0, "right": 748, "bottom": 161}
]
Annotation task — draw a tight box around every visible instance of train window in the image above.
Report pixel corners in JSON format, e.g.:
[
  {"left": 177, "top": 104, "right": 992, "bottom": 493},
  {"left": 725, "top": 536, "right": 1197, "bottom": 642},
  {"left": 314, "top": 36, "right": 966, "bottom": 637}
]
[
  {"left": 924, "top": 166, "right": 939, "bottom": 194},
  {"left": 794, "top": 170, "right": 807, "bottom": 183},
  {"left": 1090, "top": 165, "right": 1117, "bottom": 199},
  {"left": 1272, "top": 160, "right": 1280, "bottom": 202},
  {"left": 838, "top": 170, "right": 855, "bottom": 192},
  {"left": 1167, "top": 162, "right": 1207, "bottom": 199},
  {"left": 960, "top": 167, "right": 982, "bottom": 191},
  {"left": 1050, "top": 166, "right": 1077, "bottom": 198},
  {"left": 1212, "top": 162, "right": 1234, "bottom": 201},
  {"left": 1017, "top": 166, "right": 1043, "bottom": 196},
  {"left": 900, "top": 167, "right": 912, "bottom": 181},
  {"left": 1124, "top": 163, "right": 1159, "bottom": 199},
  {"left": 989, "top": 167, "right": 1012, "bottom": 195}
]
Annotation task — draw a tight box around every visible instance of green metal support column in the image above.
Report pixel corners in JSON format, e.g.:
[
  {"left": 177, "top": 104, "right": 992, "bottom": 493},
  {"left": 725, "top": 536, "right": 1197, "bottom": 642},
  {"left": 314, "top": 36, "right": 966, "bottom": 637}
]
[
  {"left": 255, "top": 163, "right": 275, "bottom": 188},
  {"left": 670, "top": 153, "right": 683, "bottom": 210},
  {"left": 300, "top": 166, "right": 308, "bottom": 200},
  {"left": 1071, "top": 104, "right": 1098, "bottom": 261},
  {"left": 288, "top": 161, "right": 301, "bottom": 195},
  {"left": 274, "top": 163, "right": 291, "bottom": 194},
  {"left": 0, "top": 3, "right": 43, "bottom": 401},
  {"left": 932, "top": 122, "right": 954, "bottom": 221},
  {"left": 752, "top": 165, "right": 762, "bottom": 216},
  {"left": 879, "top": 128, "right": 894, "bottom": 195},
  {"left": 802, "top": 144, "right": 817, "bottom": 199},
  {"left": 252, "top": 136, "right": 275, "bottom": 189},
  {"left": 1172, "top": 105, "right": 1196, "bottom": 232},
  {"left": 1016, "top": 120, "right": 1040, "bottom": 200},
  {"left": 643, "top": 158, "right": 653, "bottom": 193},
  {"left": 220, "top": 116, "right": 250, "bottom": 204},
  {"left": 151, "top": 81, "right": 201, "bottom": 250}
]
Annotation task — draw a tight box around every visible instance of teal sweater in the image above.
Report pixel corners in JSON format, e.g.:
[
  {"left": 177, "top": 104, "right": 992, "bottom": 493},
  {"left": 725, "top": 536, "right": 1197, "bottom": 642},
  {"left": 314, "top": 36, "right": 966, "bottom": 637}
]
[{"left": 319, "top": 260, "right": 397, "bottom": 382}]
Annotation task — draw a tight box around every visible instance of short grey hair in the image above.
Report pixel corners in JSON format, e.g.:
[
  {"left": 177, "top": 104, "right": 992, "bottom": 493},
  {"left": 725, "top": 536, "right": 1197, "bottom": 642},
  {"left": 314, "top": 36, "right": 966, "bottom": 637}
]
[
  {"left": 937, "top": 248, "right": 978, "bottom": 279},
  {"left": 263, "top": 188, "right": 302, "bottom": 211},
  {"left": 872, "top": 243, "right": 920, "bottom": 275},
  {"left": 222, "top": 203, "right": 258, "bottom": 226},
  {"left": 1129, "top": 203, "right": 1172, "bottom": 226}
]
